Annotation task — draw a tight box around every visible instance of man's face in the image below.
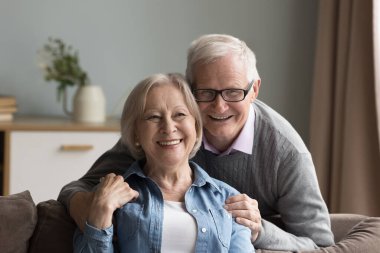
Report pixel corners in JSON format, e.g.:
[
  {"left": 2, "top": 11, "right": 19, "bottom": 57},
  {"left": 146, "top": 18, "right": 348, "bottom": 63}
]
[{"left": 192, "top": 53, "right": 259, "bottom": 151}]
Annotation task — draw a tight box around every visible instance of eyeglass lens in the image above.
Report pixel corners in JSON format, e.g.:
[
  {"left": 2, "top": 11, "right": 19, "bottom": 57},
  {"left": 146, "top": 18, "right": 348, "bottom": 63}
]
[{"left": 193, "top": 80, "right": 253, "bottom": 102}]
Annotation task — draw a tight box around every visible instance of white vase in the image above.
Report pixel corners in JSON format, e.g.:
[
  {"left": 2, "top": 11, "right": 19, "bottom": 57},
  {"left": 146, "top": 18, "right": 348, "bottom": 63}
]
[{"left": 64, "top": 85, "right": 106, "bottom": 123}]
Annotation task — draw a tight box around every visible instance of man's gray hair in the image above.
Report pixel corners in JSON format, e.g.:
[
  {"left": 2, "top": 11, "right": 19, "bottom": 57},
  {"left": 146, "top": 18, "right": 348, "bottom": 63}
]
[{"left": 186, "top": 34, "right": 260, "bottom": 85}]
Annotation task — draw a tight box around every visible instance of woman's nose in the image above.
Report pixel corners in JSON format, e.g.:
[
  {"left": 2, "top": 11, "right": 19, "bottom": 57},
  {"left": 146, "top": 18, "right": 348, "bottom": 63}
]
[{"left": 161, "top": 117, "right": 177, "bottom": 134}]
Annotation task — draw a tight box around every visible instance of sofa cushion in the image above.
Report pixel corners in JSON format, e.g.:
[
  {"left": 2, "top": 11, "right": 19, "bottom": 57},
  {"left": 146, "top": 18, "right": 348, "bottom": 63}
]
[
  {"left": 28, "top": 200, "right": 76, "bottom": 253},
  {"left": 0, "top": 190, "right": 37, "bottom": 253}
]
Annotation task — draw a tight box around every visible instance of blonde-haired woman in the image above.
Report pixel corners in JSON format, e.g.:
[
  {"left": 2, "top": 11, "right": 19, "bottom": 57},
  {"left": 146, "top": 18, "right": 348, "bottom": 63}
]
[{"left": 73, "top": 73, "right": 254, "bottom": 253}]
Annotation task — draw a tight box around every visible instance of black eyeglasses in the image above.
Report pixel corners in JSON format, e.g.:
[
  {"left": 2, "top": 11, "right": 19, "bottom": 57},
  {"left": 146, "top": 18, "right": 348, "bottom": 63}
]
[{"left": 192, "top": 80, "right": 254, "bottom": 102}]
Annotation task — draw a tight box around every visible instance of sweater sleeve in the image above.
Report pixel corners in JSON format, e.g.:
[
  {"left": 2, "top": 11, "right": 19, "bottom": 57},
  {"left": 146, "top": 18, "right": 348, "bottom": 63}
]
[
  {"left": 57, "top": 139, "right": 135, "bottom": 210},
  {"left": 254, "top": 152, "right": 334, "bottom": 251}
]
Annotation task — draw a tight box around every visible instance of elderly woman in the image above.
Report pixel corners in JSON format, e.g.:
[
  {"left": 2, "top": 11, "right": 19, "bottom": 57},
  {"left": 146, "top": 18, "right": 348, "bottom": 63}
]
[{"left": 73, "top": 73, "right": 254, "bottom": 253}]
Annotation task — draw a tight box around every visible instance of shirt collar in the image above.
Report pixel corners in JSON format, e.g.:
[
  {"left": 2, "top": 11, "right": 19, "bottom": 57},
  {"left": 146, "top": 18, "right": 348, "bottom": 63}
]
[
  {"left": 203, "top": 104, "right": 255, "bottom": 156},
  {"left": 123, "top": 160, "right": 222, "bottom": 193}
]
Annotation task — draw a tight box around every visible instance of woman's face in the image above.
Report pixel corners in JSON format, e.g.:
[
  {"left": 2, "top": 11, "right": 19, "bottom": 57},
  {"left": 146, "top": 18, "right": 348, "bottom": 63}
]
[{"left": 136, "top": 83, "right": 197, "bottom": 168}]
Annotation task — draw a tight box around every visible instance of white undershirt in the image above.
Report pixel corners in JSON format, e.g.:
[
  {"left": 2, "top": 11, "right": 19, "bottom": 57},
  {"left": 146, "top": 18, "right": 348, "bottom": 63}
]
[{"left": 161, "top": 201, "right": 197, "bottom": 253}]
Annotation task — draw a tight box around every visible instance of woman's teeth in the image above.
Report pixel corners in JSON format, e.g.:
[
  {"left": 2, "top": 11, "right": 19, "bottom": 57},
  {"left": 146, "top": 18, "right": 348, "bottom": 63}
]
[{"left": 159, "top": 140, "right": 181, "bottom": 146}]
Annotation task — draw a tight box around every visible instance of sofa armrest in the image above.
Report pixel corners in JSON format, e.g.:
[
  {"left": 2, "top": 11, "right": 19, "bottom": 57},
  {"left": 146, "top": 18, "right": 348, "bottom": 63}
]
[
  {"left": 258, "top": 214, "right": 380, "bottom": 253},
  {"left": 329, "top": 213, "right": 368, "bottom": 242},
  {"left": 305, "top": 216, "right": 380, "bottom": 253},
  {"left": 0, "top": 191, "right": 37, "bottom": 253},
  {"left": 28, "top": 200, "right": 76, "bottom": 253}
]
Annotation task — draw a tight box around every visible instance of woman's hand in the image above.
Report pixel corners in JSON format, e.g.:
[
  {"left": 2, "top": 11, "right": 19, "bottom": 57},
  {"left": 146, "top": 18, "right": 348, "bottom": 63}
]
[
  {"left": 69, "top": 191, "right": 94, "bottom": 231},
  {"left": 88, "top": 173, "right": 139, "bottom": 229},
  {"left": 224, "top": 194, "right": 262, "bottom": 242}
]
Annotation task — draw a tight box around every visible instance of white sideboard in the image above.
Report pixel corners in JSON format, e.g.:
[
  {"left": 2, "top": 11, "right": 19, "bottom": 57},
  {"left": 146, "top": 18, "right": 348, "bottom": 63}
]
[{"left": 0, "top": 116, "right": 120, "bottom": 203}]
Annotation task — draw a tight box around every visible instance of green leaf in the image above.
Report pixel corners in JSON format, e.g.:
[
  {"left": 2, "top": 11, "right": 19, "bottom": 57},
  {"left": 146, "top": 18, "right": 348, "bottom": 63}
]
[{"left": 39, "top": 37, "right": 90, "bottom": 104}]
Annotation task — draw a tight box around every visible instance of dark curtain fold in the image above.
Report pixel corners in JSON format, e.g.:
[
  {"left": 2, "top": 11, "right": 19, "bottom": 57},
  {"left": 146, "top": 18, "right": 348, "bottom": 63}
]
[{"left": 310, "top": 0, "right": 380, "bottom": 216}]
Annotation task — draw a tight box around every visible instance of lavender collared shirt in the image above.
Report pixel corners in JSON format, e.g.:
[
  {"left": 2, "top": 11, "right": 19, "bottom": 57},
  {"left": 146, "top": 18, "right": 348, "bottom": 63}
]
[{"left": 203, "top": 104, "right": 255, "bottom": 156}]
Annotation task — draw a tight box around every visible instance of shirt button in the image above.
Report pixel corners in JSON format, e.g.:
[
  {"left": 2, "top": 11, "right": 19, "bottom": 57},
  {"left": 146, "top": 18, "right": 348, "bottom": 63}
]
[
  {"left": 201, "top": 228, "right": 207, "bottom": 233},
  {"left": 192, "top": 209, "right": 197, "bottom": 213}
]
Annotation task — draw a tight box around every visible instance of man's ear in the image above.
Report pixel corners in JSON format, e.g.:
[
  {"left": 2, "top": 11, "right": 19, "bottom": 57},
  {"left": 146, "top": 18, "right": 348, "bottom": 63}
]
[{"left": 250, "top": 79, "right": 261, "bottom": 102}]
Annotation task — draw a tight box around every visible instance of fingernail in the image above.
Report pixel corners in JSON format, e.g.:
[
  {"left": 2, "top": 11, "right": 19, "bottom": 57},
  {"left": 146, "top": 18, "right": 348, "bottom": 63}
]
[{"left": 224, "top": 205, "right": 229, "bottom": 210}]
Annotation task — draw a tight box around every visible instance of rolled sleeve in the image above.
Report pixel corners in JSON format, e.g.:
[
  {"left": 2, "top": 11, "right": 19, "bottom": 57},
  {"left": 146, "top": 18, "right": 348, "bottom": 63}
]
[{"left": 73, "top": 223, "right": 114, "bottom": 253}]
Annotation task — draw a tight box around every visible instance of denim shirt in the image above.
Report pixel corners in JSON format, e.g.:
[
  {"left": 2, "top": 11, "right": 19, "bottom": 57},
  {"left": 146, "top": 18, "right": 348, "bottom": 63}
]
[{"left": 73, "top": 161, "right": 254, "bottom": 253}]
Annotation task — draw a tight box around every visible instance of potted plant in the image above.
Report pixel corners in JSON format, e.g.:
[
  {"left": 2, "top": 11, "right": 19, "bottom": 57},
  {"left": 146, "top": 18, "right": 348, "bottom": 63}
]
[
  {"left": 38, "top": 38, "right": 106, "bottom": 123},
  {"left": 39, "top": 38, "right": 89, "bottom": 101}
]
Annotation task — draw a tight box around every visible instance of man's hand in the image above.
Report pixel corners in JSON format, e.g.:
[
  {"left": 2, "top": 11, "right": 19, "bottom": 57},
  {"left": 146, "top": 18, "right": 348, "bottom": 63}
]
[{"left": 224, "top": 194, "right": 262, "bottom": 242}]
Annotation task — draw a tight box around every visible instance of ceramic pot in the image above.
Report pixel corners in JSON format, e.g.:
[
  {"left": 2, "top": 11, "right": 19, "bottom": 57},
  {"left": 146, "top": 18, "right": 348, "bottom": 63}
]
[{"left": 64, "top": 85, "right": 106, "bottom": 123}]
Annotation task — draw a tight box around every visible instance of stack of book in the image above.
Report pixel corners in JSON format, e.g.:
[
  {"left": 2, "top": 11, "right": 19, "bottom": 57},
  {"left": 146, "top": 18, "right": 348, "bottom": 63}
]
[{"left": 0, "top": 95, "right": 17, "bottom": 121}]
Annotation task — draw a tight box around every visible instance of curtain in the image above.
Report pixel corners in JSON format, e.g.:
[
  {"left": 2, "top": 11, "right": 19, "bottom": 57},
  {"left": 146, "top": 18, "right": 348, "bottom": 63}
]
[{"left": 310, "top": 0, "right": 380, "bottom": 216}]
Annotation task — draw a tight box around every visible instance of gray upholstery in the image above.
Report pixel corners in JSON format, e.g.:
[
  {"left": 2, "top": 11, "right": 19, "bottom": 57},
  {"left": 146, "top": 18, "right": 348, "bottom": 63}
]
[{"left": 1, "top": 191, "right": 379, "bottom": 253}]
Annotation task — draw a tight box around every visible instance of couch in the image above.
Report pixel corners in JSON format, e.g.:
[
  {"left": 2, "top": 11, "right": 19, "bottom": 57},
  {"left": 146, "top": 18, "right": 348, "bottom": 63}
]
[{"left": 0, "top": 191, "right": 379, "bottom": 253}]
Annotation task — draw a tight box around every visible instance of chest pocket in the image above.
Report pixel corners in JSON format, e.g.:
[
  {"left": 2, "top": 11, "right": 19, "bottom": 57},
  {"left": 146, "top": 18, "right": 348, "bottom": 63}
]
[
  {"left": 209, "top": 208, "right": 233, "bottom": 249},
  {"left": 117, "top": 203, "right": 144, "bottom": 239}
]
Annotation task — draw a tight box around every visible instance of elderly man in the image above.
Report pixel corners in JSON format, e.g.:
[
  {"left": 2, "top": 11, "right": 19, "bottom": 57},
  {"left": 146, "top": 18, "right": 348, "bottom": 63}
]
[{"left": 59, "top": 34, "right": 334, "bottom": 251}]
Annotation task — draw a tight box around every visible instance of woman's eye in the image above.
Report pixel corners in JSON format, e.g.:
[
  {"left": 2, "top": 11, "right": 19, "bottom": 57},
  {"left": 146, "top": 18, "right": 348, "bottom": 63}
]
[
  {"left": 174, "top": 112, "right": 186, "bottom": 119},
  {"left": 145, "top": 115, "right": 161, "bottom": 122}
]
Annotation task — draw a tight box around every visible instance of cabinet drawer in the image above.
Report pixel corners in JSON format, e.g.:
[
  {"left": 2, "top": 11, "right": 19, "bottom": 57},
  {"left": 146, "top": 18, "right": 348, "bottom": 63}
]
[{"left": 9, "top": 131, "right": 120, "bottom": 203}]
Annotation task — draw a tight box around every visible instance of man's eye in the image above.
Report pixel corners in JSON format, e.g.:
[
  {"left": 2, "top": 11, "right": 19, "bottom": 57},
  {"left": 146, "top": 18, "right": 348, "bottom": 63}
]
[
  {"left": 200, "top": 90, "right": 214, "bottom": 96},
  {"left": 195, "top": 90, "right": 214, "bottom": 98},
  {"left": 200, "top": 90, "right": 212, "bottom": 94},
  {"left": 224, "top": 89, "right": 242, "bottom": 98}
]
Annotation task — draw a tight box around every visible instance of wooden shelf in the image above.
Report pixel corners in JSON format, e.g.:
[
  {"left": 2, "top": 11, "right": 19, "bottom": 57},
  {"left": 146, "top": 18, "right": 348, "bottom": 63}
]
[{"left": 0, "top": 115, "right": 120, "bottom": 132}]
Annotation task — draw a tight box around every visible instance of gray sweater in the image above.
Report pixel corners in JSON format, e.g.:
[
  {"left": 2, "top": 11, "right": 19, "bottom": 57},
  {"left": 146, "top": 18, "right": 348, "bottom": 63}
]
[{"left": 58, "top": 100, "right": 334, "bottom": 251}]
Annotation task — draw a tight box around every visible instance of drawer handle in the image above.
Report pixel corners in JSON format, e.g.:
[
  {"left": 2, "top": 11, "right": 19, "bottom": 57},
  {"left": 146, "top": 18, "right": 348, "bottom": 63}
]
[{"left": 60, "top": 144, "right": 94, "bottom": 151}]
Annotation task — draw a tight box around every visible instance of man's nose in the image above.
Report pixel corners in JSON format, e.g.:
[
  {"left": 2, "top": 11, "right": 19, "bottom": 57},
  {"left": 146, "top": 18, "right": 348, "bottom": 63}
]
[{"left": 211, "top": 93, "right": 229, "bottom": 111}]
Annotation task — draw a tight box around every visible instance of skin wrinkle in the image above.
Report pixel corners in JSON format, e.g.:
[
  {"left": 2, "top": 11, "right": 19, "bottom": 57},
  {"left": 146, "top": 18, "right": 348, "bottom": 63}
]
[{"left": 193, "top": 53, "right": 258, "bottom": 152}]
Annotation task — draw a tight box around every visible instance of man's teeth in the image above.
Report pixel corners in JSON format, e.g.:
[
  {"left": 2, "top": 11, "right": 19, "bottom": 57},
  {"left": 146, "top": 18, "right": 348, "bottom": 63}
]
[
  {"left": 210, "top": 115, "right": 230, "bottom": 120},
  {"left": 159, "top": 140, "right": 181, "bottom": 146}
]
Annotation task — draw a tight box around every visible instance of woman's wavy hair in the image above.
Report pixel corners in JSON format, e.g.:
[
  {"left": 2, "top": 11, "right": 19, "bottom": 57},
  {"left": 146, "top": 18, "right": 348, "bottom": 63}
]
[{"left": 120, "top": 73, "right": 203, "bottom": 160}]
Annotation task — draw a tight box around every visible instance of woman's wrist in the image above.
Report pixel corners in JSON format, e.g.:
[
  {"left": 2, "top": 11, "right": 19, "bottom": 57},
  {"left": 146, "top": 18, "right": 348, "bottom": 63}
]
[
  {"left": 87, "top": 200, "right": 115, "bottom": 229},
  {"left": 69, "top": 191, "right": 94, "bottom": 231}
]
